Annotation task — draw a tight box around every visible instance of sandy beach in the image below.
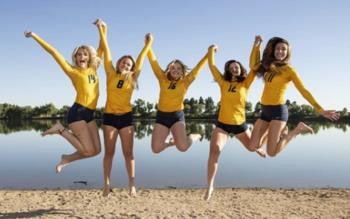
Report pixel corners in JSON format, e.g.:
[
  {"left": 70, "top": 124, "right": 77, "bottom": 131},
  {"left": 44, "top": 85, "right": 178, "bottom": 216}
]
[{"left": 0, "top": 188, "right": 349, "bottom": 218}]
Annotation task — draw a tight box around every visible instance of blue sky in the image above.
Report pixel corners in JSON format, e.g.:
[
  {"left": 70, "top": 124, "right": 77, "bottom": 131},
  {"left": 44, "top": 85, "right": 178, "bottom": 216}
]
[{"left": 1, "top": 0, "right": 349, "bottom": 110}]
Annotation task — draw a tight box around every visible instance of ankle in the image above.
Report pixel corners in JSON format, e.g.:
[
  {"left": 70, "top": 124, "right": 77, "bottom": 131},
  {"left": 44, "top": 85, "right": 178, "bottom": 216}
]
[{"left": 58, "top": 128, "right": 66, "bottom": 135}]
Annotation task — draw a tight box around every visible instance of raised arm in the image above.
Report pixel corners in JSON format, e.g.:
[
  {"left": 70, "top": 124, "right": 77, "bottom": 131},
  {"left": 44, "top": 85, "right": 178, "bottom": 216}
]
[
  {"left": 249, "top": 35, "right": 262, "bottom": 71},
  {"left": 24, "top": 31, "right": 73, "bottom": 74},
  {"left": 94, "top": 19, "right": 115, "bottom": 76},
  {"left": 134, "top": 33, "right": 153, "bottom": 78},
  {"left": 185, "top": 50, "right": 208, "bottom": 84},
  {"left": 207, "top": 45, "right": 224, "bottom": 85},
  {"left": 147, "top": 41, "right": 165, "bottom": 80}
]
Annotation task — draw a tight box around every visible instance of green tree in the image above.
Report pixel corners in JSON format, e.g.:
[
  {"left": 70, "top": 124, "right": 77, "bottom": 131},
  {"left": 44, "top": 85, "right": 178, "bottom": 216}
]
[{"left": 204, "top": 97, "right": 216, "bottom": 115}]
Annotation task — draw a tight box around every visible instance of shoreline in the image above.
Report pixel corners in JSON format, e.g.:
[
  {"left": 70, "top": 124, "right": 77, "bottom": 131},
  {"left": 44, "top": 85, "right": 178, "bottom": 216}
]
[{"left": 1, "top": 188, "right": 349, "bottom": 218}]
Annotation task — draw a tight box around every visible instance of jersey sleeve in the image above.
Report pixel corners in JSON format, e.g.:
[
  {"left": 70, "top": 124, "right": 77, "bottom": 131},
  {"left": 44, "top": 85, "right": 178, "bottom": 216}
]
[
  {"left": 290, "top": 67, "right": 324, "bottom": 113},
  {"left": 147, "top": 47, "right": 166, "bottom": 81},
  {"left": 244, "top": 70, "right": 256, "bottom": 89},
  {"left": 185, "top": 52, "right": 208, "bottom": 85},
  {"left": 207, "top": 47, "right": 224, "bottom": 85},
  {"left": 96, "top": 25, "right": 106, "bottom": 59},
  {"left": 249, "top": 44, "right": 261, "bottom": 71},
  {"left": 134, "top": 38, "right": 153, "bottom": 78},
  {"left": 31, "top": 33, "right": 74, "bottom": 75},
  {"left": 98, "top": 24, "right": 115, "bottom": 77}
]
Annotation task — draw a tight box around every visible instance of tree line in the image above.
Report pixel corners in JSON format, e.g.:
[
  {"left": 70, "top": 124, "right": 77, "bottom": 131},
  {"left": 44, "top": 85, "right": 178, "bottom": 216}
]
[{"left": 0, "top": 97, "right": 348, "bottom": 121}]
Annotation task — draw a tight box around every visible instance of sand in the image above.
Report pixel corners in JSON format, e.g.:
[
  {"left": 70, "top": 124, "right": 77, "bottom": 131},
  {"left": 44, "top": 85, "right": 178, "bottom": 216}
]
[{"left": 0, "top": 188, "right": 349, "bottom": 218}]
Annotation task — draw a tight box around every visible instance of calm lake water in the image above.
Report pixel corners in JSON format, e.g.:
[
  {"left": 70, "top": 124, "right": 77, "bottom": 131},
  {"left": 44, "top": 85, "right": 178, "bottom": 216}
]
[{"left": 0, "top": 120, "right": 349, "bottom": 189}]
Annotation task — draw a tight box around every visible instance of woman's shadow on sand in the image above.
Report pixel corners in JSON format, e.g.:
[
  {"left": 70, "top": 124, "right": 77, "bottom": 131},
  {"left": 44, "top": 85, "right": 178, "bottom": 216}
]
[{"left": 0, "top": 207, "right": 81, "bottom": 219}]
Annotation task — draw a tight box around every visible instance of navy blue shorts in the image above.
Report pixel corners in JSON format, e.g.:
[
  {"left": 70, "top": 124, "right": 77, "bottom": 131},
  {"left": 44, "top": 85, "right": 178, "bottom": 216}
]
[
  {"left": 67, "top": 102, "right": 95, "bottom": 124},
  {"left": 260, "top": 104, "right": 288, "bottom": 122},
  {"left": 103, "top": 112, "right": 133, "bottom": 130},
  {"left": 216, "top": 121, "right": 248, "bottom": 135},
  {"left": 156, "top": 110, "right": 185, "bottom": 129}
]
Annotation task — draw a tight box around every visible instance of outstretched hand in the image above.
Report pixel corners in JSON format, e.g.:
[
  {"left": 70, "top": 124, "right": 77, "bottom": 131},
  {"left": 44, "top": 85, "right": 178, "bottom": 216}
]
[
  {"left": 254, "top": 35, "right": 262, "bottom": 46},
  {"left": 93, "top": 18, "right": 106, "bottom": 27},
  {"left": 321, "top": 110, "right": 340, "bottom": 121},
  {"left": 208, "top": 45, "right": 218, "bottom": 52},
  {"left": 24, "top": 31, "right": 33, "bottom": 38},
  {"left": 145, "top": 33, "right": 153, "bottom": 44}
]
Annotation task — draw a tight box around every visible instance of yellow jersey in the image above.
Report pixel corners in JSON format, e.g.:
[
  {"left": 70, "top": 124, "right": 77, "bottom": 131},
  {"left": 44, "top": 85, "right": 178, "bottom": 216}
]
[
  {"left": 250, "top": 46, "right": 324, "bottom": 113},
  {"left": 147, "top": 47, "right": 208, "bottom": 112},
  {"left": 208, "top": 45, "right": 258, "bottom": 125},
  {"left": 98, "top": 25, "right": 152, "bottom": 114},
  {"left": 31, "top": 34, "right": 101, "bottom": 110}
]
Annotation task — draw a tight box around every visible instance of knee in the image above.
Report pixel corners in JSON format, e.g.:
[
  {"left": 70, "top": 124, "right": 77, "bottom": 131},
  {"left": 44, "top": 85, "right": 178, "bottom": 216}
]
[
  {"left": 104, "top": 149, "right": 115, "bottom": 158},
  {"left": 267, "top": 148, "right": 277, "bottom": 157},
  {"left": 94, "top": 146, "right": 101, "bottom": 155},
  {"left": 82, "top": 149, "right": 96, "bottom": 157},
  {"left": 123, "top": 148, "right": 134, "bottom": 159},
  {"left": 176, "top": 143, "right": 189, "bottom": 152},
  {"left": 247, "top": 142, "right": 257, "bottom": 151},
  {"left": 246, "top": 146, "right": 256, "bottom": 152},
  {"left": 210, "top": 146, "right": 221, "bottom": 158},
  {"left": 151, "top": 144, "right": 162, "bottom": 154}
]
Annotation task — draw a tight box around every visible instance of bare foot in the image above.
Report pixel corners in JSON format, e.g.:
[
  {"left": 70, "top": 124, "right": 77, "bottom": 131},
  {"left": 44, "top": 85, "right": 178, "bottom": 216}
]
[
  {"left": 296, "top": 122, "right": 314, "bottom": 134},
  {"left": 102, "top": 185, "right": 111, "bottom": 197},
  {"left": 42, "top": 121, "right": 65, "bottom": 136},
  {"left": 55, "top": 154, "right": 70, "bottom": 173},
  {"left": 189, "top": 133, "right": 202, "bottom": 142},
  {"left": 204, "top": 187, "right": 214, "bottom": 201},
  {"left": 255, "top": 148, "right": 267, "bottom": 158},
  {"left": 129, "top": 186, "right": 137, "bottom": 197},
  {"left": 165, "top": 135, "right": 175, "bottom": 147}
]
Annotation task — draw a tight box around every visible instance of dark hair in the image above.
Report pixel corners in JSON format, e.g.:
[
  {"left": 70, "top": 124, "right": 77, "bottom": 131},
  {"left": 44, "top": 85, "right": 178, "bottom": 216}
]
[
  {"left": 257, "top": 37, "right": 291, "bottom": 78},
  {"left": 223, "top": 60, "right": 247, "bottom": 82}
]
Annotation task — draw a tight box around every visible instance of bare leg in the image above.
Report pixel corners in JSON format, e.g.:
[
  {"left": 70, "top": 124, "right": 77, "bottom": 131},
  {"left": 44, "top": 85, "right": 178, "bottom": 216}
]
[
  {"left": 55, "top": 121, "right": 99, "bottom": 173},
  {"left": 87, "top": 121, "right": 102, "bottom": 155},
  {"left": 151, "top": 123, "right": 170, "bottom": 153},
  {"left": 248, "top": 119, "right": 270, "bottom": 152},
  {"left": 268, "top": 121, "right": 313, "bottom": 156},
  {"left": 170, "top": 121, "right": 201, "bottom": 152},
  {"left": 102, "top": 125, "right": 118, "bottom": 197},
  {"left": 235, "top": 129, "right": 267, "bottom": 158},
  {"left": 119, "top": 126, "right": 136, "bottom": 197},
  {"left": 205, "top": 128, "right": 228, "bottom": 201}
]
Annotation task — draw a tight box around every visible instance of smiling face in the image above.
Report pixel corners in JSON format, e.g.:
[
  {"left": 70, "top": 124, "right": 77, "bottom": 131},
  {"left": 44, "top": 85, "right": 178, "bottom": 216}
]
[
  {"left": 274, "top": 42, "right": 288, "bottom": 61},
  {"left": 74, "top": 48, "right": 90, "bottom": 69},
  {"left": 168, "top": 62, "right": 184, "bottom": 81},
  {"left": 117, "top": 57, "right": 134, "bottom": 74},
  {"left": 228, "top": 62, "right": 241, "bottom": 77}
]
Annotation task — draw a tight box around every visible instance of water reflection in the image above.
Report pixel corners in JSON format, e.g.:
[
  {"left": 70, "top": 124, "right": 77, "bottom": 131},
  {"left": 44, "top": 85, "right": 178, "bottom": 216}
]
[
  {"left": 0, "top": 119, "right": 349, "bottom": 189},
  {"left": 0, "top": 119, "right": 349, "bottom": 138}
]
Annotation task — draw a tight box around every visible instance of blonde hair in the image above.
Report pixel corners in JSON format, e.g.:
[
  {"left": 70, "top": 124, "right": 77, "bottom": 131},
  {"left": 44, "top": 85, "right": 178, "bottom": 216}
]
[
  {"left": 116, "top": 55, "right": 138, "bottom": 89},
  {"left": 72, "top": 45, "right": 101, "bottom": 70},
  {"left": 165, "top": 59, "right": 190, "bottom": 81}
]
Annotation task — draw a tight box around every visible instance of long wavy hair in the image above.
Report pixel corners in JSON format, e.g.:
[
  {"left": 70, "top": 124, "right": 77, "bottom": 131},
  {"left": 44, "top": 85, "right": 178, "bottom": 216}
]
[
  {"left": 71, "top": 45, "right": 101, "bottom": 70},
  {"left": 165, "top": 59, "right": 190, "bottom": 81},
  {"left": 223, "top": 60, "right": 247, "bottom": 82},
  {"left": 257, "top": 37, "right": 291, "bottom": 78},
  {"left": 116, "top": 55, "right": 138, "bottom": 89}
]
